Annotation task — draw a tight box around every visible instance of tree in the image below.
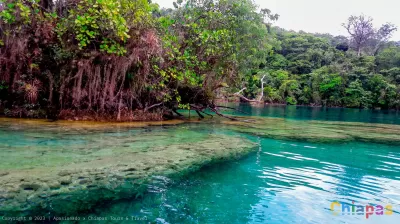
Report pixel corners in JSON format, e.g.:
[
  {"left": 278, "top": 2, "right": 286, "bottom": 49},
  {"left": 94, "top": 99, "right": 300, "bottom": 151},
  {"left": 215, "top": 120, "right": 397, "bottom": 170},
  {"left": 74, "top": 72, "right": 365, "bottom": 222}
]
[
  {"left": 376, "top": 46, "right": 400, "bottom": 70},
  {"left": 343, "top": 15, "right": 397, "bottom": 56},
  {"left": 319, "top": 73, "right": 343, "bottom": 106},
  {"left": 260, "top": 8, "right": 279, "bottom": 34},
  {"left": 0, "top": 0, "right": 274, "bottom": 119},
  {"left": 366, "top": 74, "right": 397, "bottom": 109},
  {"left": 279, "top": 79, "right": 300, "bottom": 105},
  {"left": 157, "top": 0, "right": 271, "bottom": 115},
  {"left": 344, "top": 80, "right": 372, "bottom": 108},
  {"left": 372, "top": 23, "right": 397, "bottom": 55},
  {"left": 336, "top": 42, "right": 349, "bottom": 52},
  {"left": 343, "top": 15, "right": 375, "bottom": 56}
]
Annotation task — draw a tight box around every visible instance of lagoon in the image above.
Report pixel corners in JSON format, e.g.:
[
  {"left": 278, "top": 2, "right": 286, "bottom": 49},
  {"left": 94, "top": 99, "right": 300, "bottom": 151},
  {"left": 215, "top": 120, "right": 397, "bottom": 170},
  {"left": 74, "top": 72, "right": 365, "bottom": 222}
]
[{"left": 0, "top": 105, "right": 400, "bottom": 223}]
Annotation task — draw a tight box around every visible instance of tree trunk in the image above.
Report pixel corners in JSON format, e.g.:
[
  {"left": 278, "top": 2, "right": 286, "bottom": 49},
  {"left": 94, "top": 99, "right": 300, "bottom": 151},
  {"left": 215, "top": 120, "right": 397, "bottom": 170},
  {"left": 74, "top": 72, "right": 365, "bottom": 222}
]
[
  {"left": 47, "top": 72, "right": 54, "bottom": 106},
  {"left": 259, "top": 75, "right": 266, "bottom": 101},
  {"left": 117, "top": 96, "right": 122, "bottom": 121}
]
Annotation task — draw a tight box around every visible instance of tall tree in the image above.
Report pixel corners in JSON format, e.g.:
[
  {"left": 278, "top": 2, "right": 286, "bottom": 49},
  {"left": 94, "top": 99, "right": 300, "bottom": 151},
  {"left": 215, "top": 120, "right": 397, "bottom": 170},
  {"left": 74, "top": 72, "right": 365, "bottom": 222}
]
[
  {"left": 343, "top": 15, "right": 397, "bottom": 56},
  {"left": 260, "top": 8, "right": 279, "bottom": 34},
  {"left": 342, "top": 15, "right": 375, "bottom": 56},
  {"left": 372, "top": 23, "right": 397, "bottom": 55}
]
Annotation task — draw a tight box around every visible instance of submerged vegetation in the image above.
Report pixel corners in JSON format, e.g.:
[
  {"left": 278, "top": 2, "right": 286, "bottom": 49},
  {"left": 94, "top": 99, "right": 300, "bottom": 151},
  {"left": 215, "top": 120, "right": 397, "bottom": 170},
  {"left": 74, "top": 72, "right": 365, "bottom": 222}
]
[
  {"left": 0, "top": 118, "right": 257, "bottom": 216},
  {"left": 1, "top": 114, "right": 400, "bottom": 216},
  {"left": 223, "top": 116, "right": 400, "bottom": 145}
]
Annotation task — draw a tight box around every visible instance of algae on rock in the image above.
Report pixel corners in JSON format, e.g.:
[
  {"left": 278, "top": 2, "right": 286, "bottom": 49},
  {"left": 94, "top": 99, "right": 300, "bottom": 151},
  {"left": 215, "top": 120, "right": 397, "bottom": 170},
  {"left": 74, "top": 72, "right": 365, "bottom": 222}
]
[
  {"left": 222, "top": 117, "right": 400, "bottom": 145},
  {"left": 0, "top": 119, "right": 257, "bottom": 216}
]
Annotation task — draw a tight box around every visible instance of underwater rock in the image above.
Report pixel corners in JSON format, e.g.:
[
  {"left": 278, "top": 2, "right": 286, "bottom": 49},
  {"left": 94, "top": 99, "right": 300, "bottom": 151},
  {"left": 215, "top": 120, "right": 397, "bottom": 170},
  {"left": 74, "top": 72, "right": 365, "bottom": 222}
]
[
  {"left": 60, "top": 177, "right": 72, "bottom": 185},
  {"left": 58, "top": 170, "right": 74, "bottom": 176},
  {"left": 48, "top": 181, "right": 61, "bottom": 189},
  {"left": 0, "top": 127, "right": 256, "bottom": 217},
  {"left": 20, "top": 183, "right": 41, "bottom": 191},
  {"left": 223, "top": 117, "right": 400, "bottom": 145}
]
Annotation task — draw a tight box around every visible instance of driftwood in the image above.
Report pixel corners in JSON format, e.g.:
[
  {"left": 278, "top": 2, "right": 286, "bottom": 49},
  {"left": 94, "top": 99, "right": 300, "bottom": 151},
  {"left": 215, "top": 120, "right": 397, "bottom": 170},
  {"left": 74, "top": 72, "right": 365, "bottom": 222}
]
[
  {"left": 233, "top": 88, "right": 261, "bottom": 103},
  {"left": 259, "top": 75, "right": 266, "bottom": 101},
  {"left": 209, "top": 107, "right": 238, "bottom": 121},
  {"left": 195, "top": 110, "right": 205, "bottom": 119},
  {"left": 141, "top": 86, "right": 245, "bottom": 121},
  {"left": 233, "top": 75, "right": 267, "bottom": 103},
  {"left": 188, "top": 104, "right": 239, "bottom": 121}
]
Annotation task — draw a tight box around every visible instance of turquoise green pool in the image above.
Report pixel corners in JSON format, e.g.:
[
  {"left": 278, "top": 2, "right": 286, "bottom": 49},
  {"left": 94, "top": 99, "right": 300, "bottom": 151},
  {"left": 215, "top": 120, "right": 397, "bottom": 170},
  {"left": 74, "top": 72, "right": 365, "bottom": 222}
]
[
  {"left": 89, "top": 140, "right": 400, "bottom": 224},
  {"left": 1, "top": 105, "right": 400, "bottom": 223}
]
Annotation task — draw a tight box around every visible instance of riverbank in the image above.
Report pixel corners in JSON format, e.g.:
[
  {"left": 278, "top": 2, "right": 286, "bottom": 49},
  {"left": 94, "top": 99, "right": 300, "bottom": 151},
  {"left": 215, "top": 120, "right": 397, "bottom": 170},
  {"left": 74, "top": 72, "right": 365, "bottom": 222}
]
[
  {"left": 0, "top": 108, "right": 167, "bottom": 122},
  {"left": 0, "top": 118, "right": 257, "bottom": 217},
  {"left": 2, "top": 102, "right": 399, "bottom": 124},
  {"left": 216, "top": 98, "right": 400, "bottom": 111}
]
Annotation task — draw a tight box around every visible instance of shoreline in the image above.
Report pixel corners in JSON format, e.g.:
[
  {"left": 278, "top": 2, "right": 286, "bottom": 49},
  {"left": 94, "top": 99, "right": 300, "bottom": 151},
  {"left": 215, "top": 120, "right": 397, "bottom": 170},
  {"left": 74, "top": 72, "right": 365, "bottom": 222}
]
[
  {"left": 0, "top": 117, "right": 187, "bottom": 129},
  {"left": 215, "top": 99, "right": 400, "bottom": 111},
  {"left": 1, "top": 103, "right": 399, "bottom": 124}
]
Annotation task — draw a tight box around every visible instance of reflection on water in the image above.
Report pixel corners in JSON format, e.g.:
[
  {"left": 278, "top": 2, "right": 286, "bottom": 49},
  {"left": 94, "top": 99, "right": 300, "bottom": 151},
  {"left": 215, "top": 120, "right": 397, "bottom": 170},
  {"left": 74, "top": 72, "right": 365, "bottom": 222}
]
[{"left": 89, "top": 137, "right": 400, "bottom": 224}]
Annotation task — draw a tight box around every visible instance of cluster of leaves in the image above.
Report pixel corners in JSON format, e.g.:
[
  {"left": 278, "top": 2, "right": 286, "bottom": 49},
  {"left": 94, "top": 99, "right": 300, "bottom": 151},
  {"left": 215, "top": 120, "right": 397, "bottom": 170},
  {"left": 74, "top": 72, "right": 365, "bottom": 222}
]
[
  {"left": 0, "top": 0, "right": 160, "bottom": 116},
  {"left": 0, "top": 0, "right": 34, "bottom": 24},
  {"left": 56, "top": 0, "right": 155, "bottom": 55},
  {"left": 0, "top": 0, "right": 271, "bottom": 118},
  {"left": 154, "top": 0, "right": 270, "bottom": 107},
  {"left": 243, "top": 27, "right": 400, "bottom": 109},
  {"left": 4, "top": 0, "right": 398, "bottom": 120}
]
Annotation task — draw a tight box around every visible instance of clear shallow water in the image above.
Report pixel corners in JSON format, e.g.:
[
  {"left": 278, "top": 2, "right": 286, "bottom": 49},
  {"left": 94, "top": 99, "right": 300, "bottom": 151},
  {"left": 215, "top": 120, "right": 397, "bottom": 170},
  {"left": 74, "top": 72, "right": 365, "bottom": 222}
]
[
  {"left": 84, "top": 107, "right": 400, "bottom": 224},
  {"left": 227, "top": 104, "right": 400, "bottom": 125},
  {"left": 1, "top": 106, "right": 400, "bottom": 223}
]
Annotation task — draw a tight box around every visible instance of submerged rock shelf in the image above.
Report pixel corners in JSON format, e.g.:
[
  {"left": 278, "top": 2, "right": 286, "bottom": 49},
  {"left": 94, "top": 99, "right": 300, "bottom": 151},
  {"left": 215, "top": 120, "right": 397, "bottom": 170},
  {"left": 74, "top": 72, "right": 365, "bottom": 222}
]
[
  {"left": 2, "top": 115, "right": 399, "bottom": 217},
  {"left": 223, "top": 116, "right": 400, "bottom": 145},
  {"left": 0, "top": 119, "right": 257, "bottom": 216}
]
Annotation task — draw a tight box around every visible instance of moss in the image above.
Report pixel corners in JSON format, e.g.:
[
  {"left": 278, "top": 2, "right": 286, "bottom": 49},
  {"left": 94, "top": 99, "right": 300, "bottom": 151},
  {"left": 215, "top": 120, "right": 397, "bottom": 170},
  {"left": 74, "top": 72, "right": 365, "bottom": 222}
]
[
  {"left": 0, "top": 117, "right": 185, "bottom": 130},
  {"left": 0, "top": 121, "right": 257, "bottom": 216},
  {"left": 223, "top": 116, "right": 400, "bottom": 145},
  {"left": 3, "top": 115, "right": 400, "bottom": 216}
]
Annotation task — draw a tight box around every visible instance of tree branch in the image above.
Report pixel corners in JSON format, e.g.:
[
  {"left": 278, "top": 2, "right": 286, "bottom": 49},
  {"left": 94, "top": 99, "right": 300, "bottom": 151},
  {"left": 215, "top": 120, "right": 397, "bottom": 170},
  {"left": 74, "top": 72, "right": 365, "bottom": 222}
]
[{"left": 144, "top": 102, "right": 163, "bottom": 112}]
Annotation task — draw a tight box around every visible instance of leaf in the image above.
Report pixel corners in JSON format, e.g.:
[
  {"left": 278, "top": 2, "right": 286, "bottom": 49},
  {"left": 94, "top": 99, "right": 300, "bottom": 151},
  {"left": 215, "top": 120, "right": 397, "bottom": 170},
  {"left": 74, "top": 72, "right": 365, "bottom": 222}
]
[{"left": 7, "top": 3, "right": 15, "bottom": 9}]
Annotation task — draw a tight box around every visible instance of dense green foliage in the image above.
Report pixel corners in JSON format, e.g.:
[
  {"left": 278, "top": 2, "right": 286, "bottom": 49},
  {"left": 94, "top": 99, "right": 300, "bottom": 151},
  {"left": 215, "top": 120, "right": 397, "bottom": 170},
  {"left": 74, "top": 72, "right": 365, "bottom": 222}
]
[
  {"left": 0, "top": 0, "right": 399, "bottom": 121},
  {"left": 242, "top": 28, "right": 400, "bottom": 109},
  {"left": 0, "top": 0, "right": 270, "bottom": 119}
]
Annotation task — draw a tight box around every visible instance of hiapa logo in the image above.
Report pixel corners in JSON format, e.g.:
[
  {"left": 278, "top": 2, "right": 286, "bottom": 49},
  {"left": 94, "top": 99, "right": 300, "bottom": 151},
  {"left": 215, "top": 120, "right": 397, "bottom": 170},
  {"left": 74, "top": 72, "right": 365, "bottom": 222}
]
[{"left": 330, "top": 201, "right": 393, "bottom": 219}]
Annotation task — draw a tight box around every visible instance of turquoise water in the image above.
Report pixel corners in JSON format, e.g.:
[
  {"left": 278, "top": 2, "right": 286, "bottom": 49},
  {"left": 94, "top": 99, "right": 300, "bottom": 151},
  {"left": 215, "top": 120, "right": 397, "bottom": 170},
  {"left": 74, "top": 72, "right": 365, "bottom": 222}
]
[
  {"left": 83, "top": 106, "right": 400, "bottom": 224},
  {"left": 1, "top": 106, "right": 400, "bottom": 223},
  {"left": 229, "top": 104, "right": 400, "bottom": 125}
]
